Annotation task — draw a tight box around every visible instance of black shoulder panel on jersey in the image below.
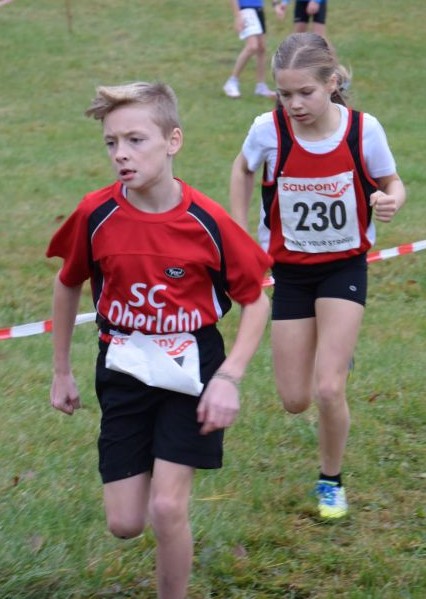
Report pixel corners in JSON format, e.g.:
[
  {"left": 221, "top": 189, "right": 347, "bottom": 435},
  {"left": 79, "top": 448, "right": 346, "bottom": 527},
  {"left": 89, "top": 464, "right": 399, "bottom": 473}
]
[
  {"left": 261, "top": 107, "right": 294, "bottom": 230},
  {"left": 275, "top": 106, "right": 294, "bottom": 176},
  {"left": 347, "top": 110, "right": 375, "bottom": 223},
  {"left": 87, "top": 197, "right": 119, "bottom": 244},
  {"left": 187, "top": 202, "right": 232, "bottom": 317},
  {"left": 87, "top": 197, "right": 119, "bottom": 316}
]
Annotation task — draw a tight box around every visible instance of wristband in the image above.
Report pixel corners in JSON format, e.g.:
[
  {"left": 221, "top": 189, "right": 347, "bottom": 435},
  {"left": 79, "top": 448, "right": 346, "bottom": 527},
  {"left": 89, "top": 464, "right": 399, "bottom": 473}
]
[{"left": 212, "top": 370, "right": 241, "bottom": 389}]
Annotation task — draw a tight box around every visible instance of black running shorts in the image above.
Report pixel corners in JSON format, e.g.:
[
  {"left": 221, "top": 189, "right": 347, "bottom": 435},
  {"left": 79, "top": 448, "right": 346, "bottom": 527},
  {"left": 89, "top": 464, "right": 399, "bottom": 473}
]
[
  {"left": 272, "top": 253, "right": 368, "bottom": 320},
  {"left": 95, "top": 325, "right": 226, "bottom": 483}
]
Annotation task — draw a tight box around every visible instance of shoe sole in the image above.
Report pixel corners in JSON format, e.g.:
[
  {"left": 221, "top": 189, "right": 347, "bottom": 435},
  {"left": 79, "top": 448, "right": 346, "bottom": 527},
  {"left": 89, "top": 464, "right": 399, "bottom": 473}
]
[{"left": 318, "top": 505, "right": 348, "bottom": 519}]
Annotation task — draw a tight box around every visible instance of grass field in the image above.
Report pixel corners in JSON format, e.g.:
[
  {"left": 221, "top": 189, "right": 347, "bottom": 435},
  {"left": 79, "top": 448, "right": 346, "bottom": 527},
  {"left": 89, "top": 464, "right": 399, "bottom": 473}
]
[{"left": 0, "top": 1, "right": 425, "bottom": 597}]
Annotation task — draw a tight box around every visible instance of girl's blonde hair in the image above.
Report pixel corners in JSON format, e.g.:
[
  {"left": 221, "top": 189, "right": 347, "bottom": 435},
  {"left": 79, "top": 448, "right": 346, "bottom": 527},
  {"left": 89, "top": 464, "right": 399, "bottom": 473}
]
[
  {"left": 272, "top": 33, "right": 351, "bottom": 106},
  {"left": 85, "top": 81, "right": 181, "bottom": 136}
]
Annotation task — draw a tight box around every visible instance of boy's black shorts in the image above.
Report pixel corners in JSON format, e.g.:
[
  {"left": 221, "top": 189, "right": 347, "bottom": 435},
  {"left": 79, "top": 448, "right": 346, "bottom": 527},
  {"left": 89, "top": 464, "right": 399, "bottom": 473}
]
[
  {"left": 272, "top": 253, "right": 368, "bottom": 320},
  {"left": 95, "top": 325, "right": 226, "bottom": 484},
  {"left": 294, "top": 0, "right": 327, "bottom": 25}
]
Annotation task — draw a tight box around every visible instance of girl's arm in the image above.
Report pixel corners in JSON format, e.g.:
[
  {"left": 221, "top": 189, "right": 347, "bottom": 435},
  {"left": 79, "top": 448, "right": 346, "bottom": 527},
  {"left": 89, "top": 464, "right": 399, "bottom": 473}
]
[
  {"left": 230, "top": 152, "right": 256, "bottom": 231},
  {"left": 370, "top": 173, "right": 406, "bottom": 223}
]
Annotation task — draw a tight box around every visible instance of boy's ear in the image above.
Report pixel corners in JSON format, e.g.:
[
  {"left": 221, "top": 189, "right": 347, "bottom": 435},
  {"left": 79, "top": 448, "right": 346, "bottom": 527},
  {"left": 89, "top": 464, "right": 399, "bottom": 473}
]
[{"left": 167, "top": 127, "right": 183, "bottom": 156}]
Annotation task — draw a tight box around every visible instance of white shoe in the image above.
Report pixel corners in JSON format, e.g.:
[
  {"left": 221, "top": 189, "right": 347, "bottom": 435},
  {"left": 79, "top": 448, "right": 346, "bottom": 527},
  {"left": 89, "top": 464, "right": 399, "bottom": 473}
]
[
  {"left": 254, "top": 83, "right": 276, "bottom": 98},
  {"left": 223, "top": 78, "right": 241, "bottom": 98}
]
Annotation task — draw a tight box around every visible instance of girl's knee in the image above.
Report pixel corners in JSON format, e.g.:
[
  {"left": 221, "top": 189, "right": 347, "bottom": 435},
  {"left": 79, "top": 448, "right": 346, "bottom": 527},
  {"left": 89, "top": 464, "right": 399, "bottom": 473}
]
[
  {"left": 315, "top": 379, "right": 345, "bottom": 410},
  {"left": 245, "top": 37, "right": 260, "bottom": 55},
  {"left": 276, "top": 384, "right": 311, "bottom": 413},
  {"left": 282, "top": 397, "right": 311, "bottom": 414}
]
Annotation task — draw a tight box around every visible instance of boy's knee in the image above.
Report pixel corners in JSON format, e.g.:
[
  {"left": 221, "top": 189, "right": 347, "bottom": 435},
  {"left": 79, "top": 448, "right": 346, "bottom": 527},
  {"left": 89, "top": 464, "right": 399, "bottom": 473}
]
[
  {"left": 150, "top": 495, "right": 188, "bottom": 538},
  {"left": 107, "top": 515, "right": 146, "bottom": 539}
]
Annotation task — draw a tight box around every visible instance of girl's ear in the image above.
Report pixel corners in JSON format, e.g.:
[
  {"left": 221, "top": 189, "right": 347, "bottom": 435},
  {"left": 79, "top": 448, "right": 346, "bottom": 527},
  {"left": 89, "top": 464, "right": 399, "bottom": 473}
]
[
  {"left": 328, "top": 73, "right": 338, "bottom": 95},
  {"left": 167, "top": 127, "right": 183, "bottom": 156}
]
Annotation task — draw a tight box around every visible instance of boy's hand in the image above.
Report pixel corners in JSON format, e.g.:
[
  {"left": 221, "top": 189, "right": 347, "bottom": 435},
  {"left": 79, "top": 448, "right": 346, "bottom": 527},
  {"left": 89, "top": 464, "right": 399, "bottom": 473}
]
[
  {"left": 197, "top": 376, "right": 240, "bottom": 435},
  {"left": 50, "top": 373, "right": 81, "bottom": 415}
]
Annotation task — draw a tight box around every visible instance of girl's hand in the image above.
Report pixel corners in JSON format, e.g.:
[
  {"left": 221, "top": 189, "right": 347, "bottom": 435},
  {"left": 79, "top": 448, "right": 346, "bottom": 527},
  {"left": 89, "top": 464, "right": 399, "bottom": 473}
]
[{"left": 370, "top": 190, "right": 398, "bottom": 222}]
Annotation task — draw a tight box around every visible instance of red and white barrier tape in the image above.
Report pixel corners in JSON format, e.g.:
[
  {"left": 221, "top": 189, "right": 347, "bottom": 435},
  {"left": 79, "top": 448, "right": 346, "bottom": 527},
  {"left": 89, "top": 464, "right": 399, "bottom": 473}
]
[
  {"left": 365, "top": 239, "right": 426, "bottom": 263},
  {"left": 0, "top": 313, "right": 96, "bottom": 341},
  {"left": 1, "top": 240, "right": 425, "bottom": 340}
]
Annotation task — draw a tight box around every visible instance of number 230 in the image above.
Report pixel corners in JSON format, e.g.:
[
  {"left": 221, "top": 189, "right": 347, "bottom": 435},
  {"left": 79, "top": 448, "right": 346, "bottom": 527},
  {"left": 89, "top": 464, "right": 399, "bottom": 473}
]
[{"left": 294, "top": 200, "right": 347, "bottom": 232}]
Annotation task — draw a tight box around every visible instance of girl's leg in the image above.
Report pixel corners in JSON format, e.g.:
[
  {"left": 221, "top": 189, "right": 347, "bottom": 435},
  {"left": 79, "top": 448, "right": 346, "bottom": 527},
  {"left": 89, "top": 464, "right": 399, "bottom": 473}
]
[
  {"left": 312, "top": 22, "right": 326, "bottom": 37},
  {"left": 254, "top": 34, "right": 267, "bottom": 84},
  {"left": 149, "top": 459, "right": 194, "bottom": 599},
  {"left": 271, "top": 317, "right": 317, "bottom": 413},
  {"left": 232, "top": 35, "right": 259, "bottom": 79},
  {"left": 314, "top": 297, "right": 364, "bottom": 476},
  {"left": 293, "top": 22, "right": 307, "bottom": 33}
]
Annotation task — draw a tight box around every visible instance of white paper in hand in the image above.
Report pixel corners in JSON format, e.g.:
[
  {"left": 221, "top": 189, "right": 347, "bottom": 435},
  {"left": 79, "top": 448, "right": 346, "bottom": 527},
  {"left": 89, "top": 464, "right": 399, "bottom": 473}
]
[{"left": 105, "top": 331, "right": 204, "bottom": 396}]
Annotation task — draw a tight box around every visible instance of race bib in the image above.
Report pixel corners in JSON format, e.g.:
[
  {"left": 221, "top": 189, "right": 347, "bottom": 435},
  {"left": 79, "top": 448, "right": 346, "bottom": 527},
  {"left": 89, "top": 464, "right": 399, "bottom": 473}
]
[
  {"left": 277, "top": 171, "right": 360, "bottom": 253},
  {"left": 105, "top": 331, "right": 203, "bottom": 396}
]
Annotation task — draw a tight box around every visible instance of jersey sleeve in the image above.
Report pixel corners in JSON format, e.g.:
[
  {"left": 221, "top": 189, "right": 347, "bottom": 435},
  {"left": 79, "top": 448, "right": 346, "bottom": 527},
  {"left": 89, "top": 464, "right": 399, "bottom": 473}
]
[
  {"left": 46, "top": 200, "right": 92, "bottom": 287},
  {"left": 242, "top": 112, "right": 280, "bottom": 177},
  {"left": 362, "top": 113, "right": 397, "bottom": 179}
]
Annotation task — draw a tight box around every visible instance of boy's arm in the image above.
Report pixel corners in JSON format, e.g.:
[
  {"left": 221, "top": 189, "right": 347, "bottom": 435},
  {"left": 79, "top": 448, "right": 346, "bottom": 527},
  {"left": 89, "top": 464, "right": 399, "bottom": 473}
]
[
  {"left": 197, "top": 291, "right": 270, "bottom": 435},
  {"left": 50, "top": 273, "right": 83, "bottom": 415},
  {"left": 230, "top": 152, "right": 256, "bottom": 232}
]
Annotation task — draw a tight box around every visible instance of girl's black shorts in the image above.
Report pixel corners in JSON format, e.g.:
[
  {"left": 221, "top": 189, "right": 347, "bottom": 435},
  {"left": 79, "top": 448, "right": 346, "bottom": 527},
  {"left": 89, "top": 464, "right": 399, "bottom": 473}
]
[
  {"left": 272, "top": 253, "right": 368, "bottom": 320},
  {"left": 95, "top": 325, "right": 226, "bottom": 484}
]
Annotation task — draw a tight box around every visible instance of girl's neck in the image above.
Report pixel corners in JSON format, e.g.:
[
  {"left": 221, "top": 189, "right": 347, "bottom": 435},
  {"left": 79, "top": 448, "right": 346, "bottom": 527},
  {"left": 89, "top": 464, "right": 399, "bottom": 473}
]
[{"left": 292, "top": 103, "right": 341, "bottom": 142}]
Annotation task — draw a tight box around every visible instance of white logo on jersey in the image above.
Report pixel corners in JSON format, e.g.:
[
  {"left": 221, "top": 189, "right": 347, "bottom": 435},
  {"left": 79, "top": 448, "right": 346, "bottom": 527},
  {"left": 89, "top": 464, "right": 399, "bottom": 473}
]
[
  {"left": 165, "top": 267, "right": 185, "bottom": 279},
  {"left": 106, "top": 281, "right": 202, "bottom": 334}
]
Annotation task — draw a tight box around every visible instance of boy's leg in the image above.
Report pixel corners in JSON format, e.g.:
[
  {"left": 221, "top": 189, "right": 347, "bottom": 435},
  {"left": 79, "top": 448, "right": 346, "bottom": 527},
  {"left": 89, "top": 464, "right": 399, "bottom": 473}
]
[
  {"left": 149, "top": 459, "right": 194, "bottom": 599},
  {"left": 103, "top": 472, "right": 151, "bottom": 538}
]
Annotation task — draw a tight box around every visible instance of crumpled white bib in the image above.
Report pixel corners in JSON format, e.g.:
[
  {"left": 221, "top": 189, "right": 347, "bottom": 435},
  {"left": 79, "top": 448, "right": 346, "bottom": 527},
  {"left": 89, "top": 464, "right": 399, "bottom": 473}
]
[{"left": 105, "top": 331, "right": 203, "bottom": 397}]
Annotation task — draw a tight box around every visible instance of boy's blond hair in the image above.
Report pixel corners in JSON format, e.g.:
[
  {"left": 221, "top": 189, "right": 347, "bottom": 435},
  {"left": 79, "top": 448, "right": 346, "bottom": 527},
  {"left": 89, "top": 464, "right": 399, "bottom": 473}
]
[{"left": 85, "top": 81, "right": 181, "bottom": 136}]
